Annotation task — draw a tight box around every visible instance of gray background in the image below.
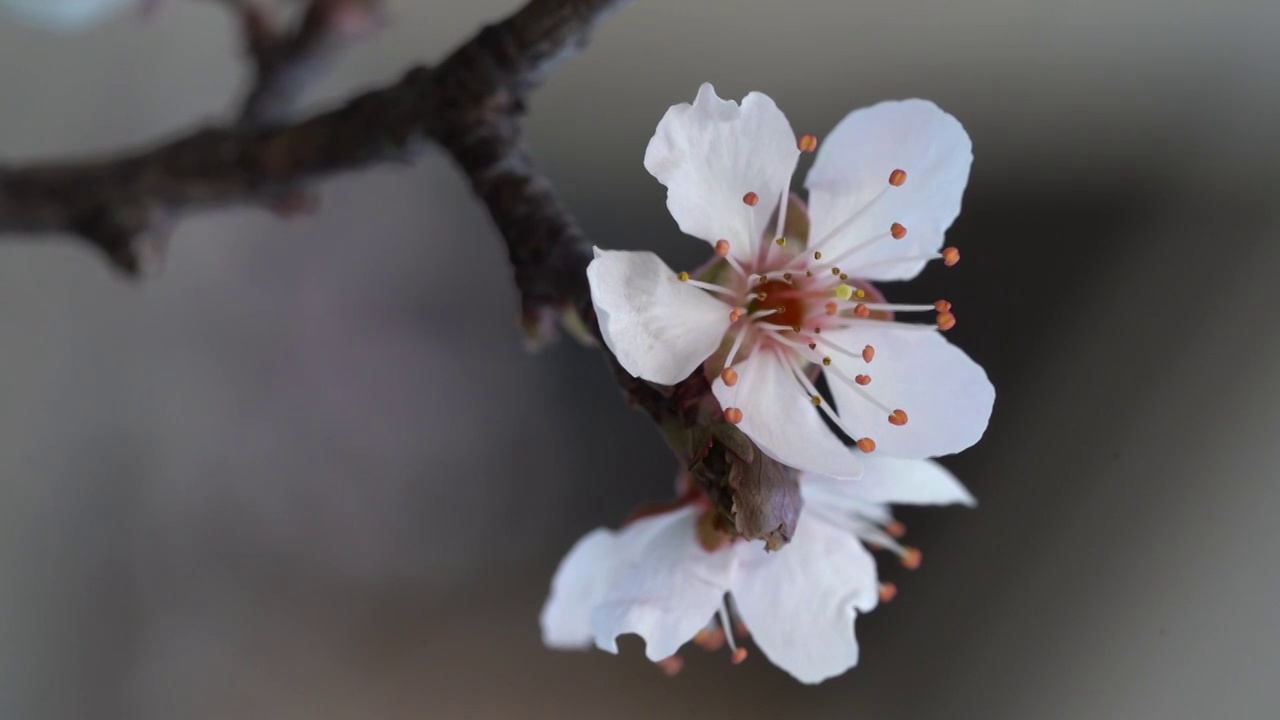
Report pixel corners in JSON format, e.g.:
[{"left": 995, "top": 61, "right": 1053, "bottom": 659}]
[{"left": 1, "top": 0, "right": 1277, "bottom": 718}]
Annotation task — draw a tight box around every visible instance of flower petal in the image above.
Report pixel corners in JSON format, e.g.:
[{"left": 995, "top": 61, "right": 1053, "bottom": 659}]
[
  {"left": 713, "top": 349, "right": 863, "bottom": 479},
  {"left": 730, "top": 512, "right": 879, "bottom": 684},
  {"left": 826, "top": 324, "right": 993, "bottom": 459},
  {"left": 805, "top": 100, "right": 972, "bottom": 281},
  {"left": 645, "top": 83, "right": 800, "bottom": 264},
  {"left": 591, "top": 507, "right": 735, "bottom": 662},
  {"left": 800, "top": 455, "right": 975, "bottom": 516},
  {"left": 588, "top": 248, "right": 732, "bottom": 385}
]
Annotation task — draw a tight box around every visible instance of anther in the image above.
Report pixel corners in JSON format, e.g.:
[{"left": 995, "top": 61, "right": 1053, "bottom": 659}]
[
  {"left": 731, "top": 647, "right": 749, "bottom": 665},
  {"left": 936, "top": 312, "right": 956, "bottom": 331},
  {"left": 888, "top": 409, "right": 909, "bottom": 426},
  {"left": 813, "top": 327, "right": 822, "bottom": 334},
  {"left": 783, "top": 272, "right": 793, "bottom": 282},
  {"left": 775, "top": 237, "right": 787, "bottom": 247},
  {"left": 934, "top": 299, "right": 951, "bottom": 312},
  {"left": 825, "top": 301, "right": 838, "bottom": 316},
  {"left": 743, "top": 191, "right": 759, "bottom": 206},
  {"left": 721, "top": 368, "right": 739, "bottom": 387},
  {"left": 807, "top": 342, "right": 817, "bottom": 350},
  {"left": 791, "top": 324, "right": 802, "bottom": 333},
  {"left": 942, "top": 247, "right": 960, "bottom": 266},
  {"left": 729, "top": 308, "right": 743, "bottom": 322},
  {"left": 724, "top": 407, "right": 744, "bottom": 424},
  {"left": 715, "top": 239, "right": 731, "bottom": 257},
  {"left": 890, "top": 222, "right": 907, "bottom": 239},
  {"left": 831, "top": 267, "right": 841, "bottom": 276},
  {"left": 811, "top": 395, "right": 822, "bottom": 406},
  {"left": 693, "top": 628, "right": 726, "bottom": 651},
  {"left": 677, "top": 271, "right": 689, "bottom": 282},
  {"left": 797, "top": 133, "right": 818, "bottom": 153},
  {"left": 656, "top": 655, "right": 685, "bottom": 677},
  {"left": 857, "top": 437, "right": 877, "bottom": 453},
  {"left": 855, "top": 374, "right": 871, "bottom": 385},
  {"left": 822, "top": 356, "right": 832, "bottom": 366},
  {"left": 862, "top": 345, "right": 875, "bottom": 363},
  {"left": 884, "top": 520, "right": 907, "bottom": 538},
  {"left": 889, "top": 168, "right": 907, "bottom": 186},
  {"left": 813, "top": 251, "right": 823, "bottom": 260},
  {"left": 854, "top": 289, "right": 866, "bottom": 299},
  {"left": 854, "top": 303, "right": 871, "bottom": 318},
  {"left": 839, "top": 273, "right": 849, "bottom": 281},
  {"left": 835, "top": 284, "right": 853, "bottom": 300},
  {"left": 878, "top": 582, "right": 898, "bottom": 603},
  {"left": 900, "top": 547, "right": 923, "bottom": 570}
]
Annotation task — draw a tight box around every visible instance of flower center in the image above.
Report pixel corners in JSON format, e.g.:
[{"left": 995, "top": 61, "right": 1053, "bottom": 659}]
[{"left": 747, "top": 279, "right": 806, "bottom": 328}]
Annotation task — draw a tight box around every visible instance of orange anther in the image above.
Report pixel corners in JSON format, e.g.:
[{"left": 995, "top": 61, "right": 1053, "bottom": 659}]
[
  {"left": 878, "top": 582, "right": 898, "bottom": 603},
  {"left": 693, "top": 627, "right": 726, "bottom": 651},
  {"left": 890, "top": 222, "right": 907, "bottom": 239},
  {"left": 721, "top": 367, "right": 739, "bottom": 387},
  {"left": 743, "top": 191, "right": 759, "bottom": 206},
  {"left": 936, "top": 312, "right": 956, "bottom": 331},
  {"left": 715, "top": 239, "right": 731, "bottom": 257},
  {"left": 729, "top": 308, "right": 743, "bottom": 323},
  {"left": 884, "top": 519, "right": 907, "bottom": 538},
  {"left": 862, "top": 345, "right": 875, "bottom": 363},
  {"left": 656, "top": 655, "right": 685, "bottom": 677},
  {"left": 942, "top": 247, "right": 960, "bottom": 266},
  {"left": 854, "top": 303, "right": 871, "bottom": 318},
  {"left": 933, "top": 299, "right": 951, "bottom": 313},
  {"left": 825, "top": 301, "right": 838, "bottom": 316},
  {"left": 855, "top": 374, "right": 871, "bottom": 386},
  {"left": 889, "top": 168, "right": 907, "bottom": 186},
  {"left": 857, "top": 437, "right": 877, "bottom": 453},
  {"left": 797, "top": 133, "right": 819, "bottom": 153},
  {"left": 900, "top": 547, "right": 922, "bottom": 570},
  {"left": 731, "top": 647, "right": 749, "bottom": 665},
  {"left": 724, "top": 407, "right": 744, "bottom": 424},
  {"left": 888, "top": 409, "right": 909, "bottom": 426}
]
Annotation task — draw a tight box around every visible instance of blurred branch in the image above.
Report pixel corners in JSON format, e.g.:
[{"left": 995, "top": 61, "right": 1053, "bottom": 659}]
[{"left": 0, "top": 0, "right": 792, "bottom": 545}]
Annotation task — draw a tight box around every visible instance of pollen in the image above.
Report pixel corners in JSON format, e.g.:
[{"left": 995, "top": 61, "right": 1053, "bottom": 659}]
[
  {"left": 936, "top": 312, "right": 956, "bottom": 331},
  {"left": 889, "top": 168, "right": 907, "bottom": 186},
  {"left": 797, "top": 133, "right": 818, "bottom": 153},
  {"left": 855, "top": 374, "right": 871, "bottom": 386},
  {"left": 888, "top": 409, "right": 909, "bottom": 426},
  {"left": 743, "top": 191, "right": 759, "bottom": 206},
  {"left": 942, "top": 247, "right": 960, "bottom": 266},
  {"left": 934, "top": 299, "right": 952, "bottom": 312},
  {"left": 857, "top": 437, "right": 877, "bottom": 453},
  {"left": 721, "top": 367, "right": 739, "bottom": 387},
  {"left": 835, "top": 284, "right": 853, "bottom": 301},
  {"left": 854, "top": 303, "right": 871, "bottom": 318},
  {"left": 825, "top": 301, "right": 838, "bottom": 315},
  {"left": 862, "top": 345, "right": 875, "bottom": 363},
  {"left": 724, "top": 407, "right": 744, "bottom": 424},
  {"left": 677, "top": 271, "right": 689, "bottom": 282},
  {"left": 878, "top": 582, "right": 898, "bottom": 603},
  {"left": 890, "top": 222, "right": 907, "bottom": 239},
  {"left": 731, "top": 647, "right": 749, "bottom": 665},
  {"left": 822, "top": 356, "right": 832, "bottom": 366},
  {"left": 900, "top": 547, "right": 923, "bottom": 570},
  {"left": 715, "top": 239, "right": 731, "bottom": 257},
  {"left": 811, "top": 395, "right": 822, "bottom": 406}
]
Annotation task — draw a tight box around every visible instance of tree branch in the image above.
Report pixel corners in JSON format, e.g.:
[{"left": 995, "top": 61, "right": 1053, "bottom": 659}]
[{"left": 0, "top": 0, "right": 797, "bottom": 545}]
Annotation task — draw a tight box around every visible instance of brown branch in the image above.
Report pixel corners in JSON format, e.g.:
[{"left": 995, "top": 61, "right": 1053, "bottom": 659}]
[{"left": 0, "top": 0, "right": 797, "bottom": 545}]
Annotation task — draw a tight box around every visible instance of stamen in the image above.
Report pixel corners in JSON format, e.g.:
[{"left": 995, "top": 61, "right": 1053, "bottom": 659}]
[
  {"left": 743, "top": 191, "right": 759, "bottom": 206},
  {"left": 724, "top": 407, "right": 744, "bottom": 424},
  {"left": 890, "top": 222, "right": 907, "bottom": 239},
  {"left": 718, "top": 597, "right": 739, "bottom": 654},
  {"left": 797, "top": 133, "right": 818, "bottom": 153},
  {"left": 942, "top": 247, "right": 960, "bottom": 266},
  {"left": 889, "top": 168, "right": 907, "bottom": 186},
  {"left": 715, "top": 239, "right": 731, "bottom": 257},
  {"left": 684, "top": 278, "right": 739, "bottom": 298},
  {"left": 900, "top": 547, "right": 923, "bottom": 570},
  {"left": 857, "top": 437, "right": 877, "bottom": 453},
  {"left": 879, "top": 582, "right": 898, "bottom": 603},
  {"left": 888, "top": 409, "right": 909, "bottom": 426},
  {"left": 936, "top": 312, "right": 956, "bottom": 331},
  {"left": 721, "top": 368, "right": 739, "bottom": 387}
]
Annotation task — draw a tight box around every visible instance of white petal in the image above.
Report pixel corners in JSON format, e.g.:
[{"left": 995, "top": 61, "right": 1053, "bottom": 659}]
[
  {"left": 1, "top": 0, "right": 129, "bottom": 31},
  {"left": 826, "top": 325, "right": 993, "bottom": 459},
  {"left": 800, "top": 455, "right": 975, "bottom": 515},
  {"left": 588, "top": 248, "right": 732, "bottom": 385},
  {"left": 644, "top": 83, "right": 800, "bottom": 264},
  {"left": 591, "top": 507, "right": 735, "bottom": 662},
  {"left": 712, "top": 348, "right": 862, "bottom": 479},
  {"left": 730, "top": 512, "right": 879, "bottom": 684},
  {"left": 539, "top": 528, "right": 620, "bottom": 649},
  {"left": 805, "top": 100, "right": 972, "bottom": 281}
]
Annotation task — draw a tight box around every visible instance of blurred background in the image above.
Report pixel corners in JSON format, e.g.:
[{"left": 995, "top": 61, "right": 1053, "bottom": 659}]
[{"left": 1, "top": 0, "right": 1278, "bottom": 717}]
